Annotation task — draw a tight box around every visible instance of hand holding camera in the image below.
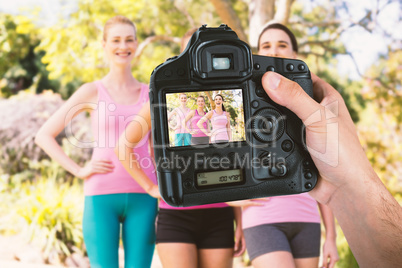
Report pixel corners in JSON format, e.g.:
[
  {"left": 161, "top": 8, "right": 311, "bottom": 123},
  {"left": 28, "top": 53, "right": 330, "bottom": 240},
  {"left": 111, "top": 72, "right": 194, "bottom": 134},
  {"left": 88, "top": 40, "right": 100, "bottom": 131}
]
[{"left": 150, "top": 24, "right": 318, "bottom": 206}]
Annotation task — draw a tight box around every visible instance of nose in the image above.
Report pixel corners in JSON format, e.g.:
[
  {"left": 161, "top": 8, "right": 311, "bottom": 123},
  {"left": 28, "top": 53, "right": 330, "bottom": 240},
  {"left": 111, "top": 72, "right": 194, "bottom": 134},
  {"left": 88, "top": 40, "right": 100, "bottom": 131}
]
[
  {"left": 119, "top": 41, "right": 128, "bottom": 49},
  {"left": 266, "top": 46, "right": 278, "bottom": 57}
]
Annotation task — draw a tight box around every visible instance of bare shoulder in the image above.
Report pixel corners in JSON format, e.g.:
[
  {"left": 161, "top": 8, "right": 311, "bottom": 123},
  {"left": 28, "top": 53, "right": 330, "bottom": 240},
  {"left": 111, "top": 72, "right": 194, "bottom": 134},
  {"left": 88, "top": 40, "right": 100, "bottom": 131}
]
[
  {"left": 206, "top": 110, "right": 214, "bottom": 118},
  {"left": 73, "top": 82, "right": 98, "bottom": 103},
  {"left": 61, "top": 82, "right": 99, "bottom": 112}
]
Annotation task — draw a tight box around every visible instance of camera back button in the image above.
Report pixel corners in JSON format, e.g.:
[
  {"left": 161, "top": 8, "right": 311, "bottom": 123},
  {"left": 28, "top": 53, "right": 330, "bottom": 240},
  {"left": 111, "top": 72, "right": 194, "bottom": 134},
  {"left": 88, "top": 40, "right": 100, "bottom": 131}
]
[{"left": 251, "top": 100, "right": 259, "bottom": 109}]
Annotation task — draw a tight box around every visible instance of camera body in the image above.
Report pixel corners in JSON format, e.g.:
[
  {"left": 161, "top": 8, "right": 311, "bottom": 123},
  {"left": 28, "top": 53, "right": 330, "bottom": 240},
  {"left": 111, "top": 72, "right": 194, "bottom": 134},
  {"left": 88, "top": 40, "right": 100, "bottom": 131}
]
[{"left": 149, "top": 24, "right": 317, "bottom": 207}]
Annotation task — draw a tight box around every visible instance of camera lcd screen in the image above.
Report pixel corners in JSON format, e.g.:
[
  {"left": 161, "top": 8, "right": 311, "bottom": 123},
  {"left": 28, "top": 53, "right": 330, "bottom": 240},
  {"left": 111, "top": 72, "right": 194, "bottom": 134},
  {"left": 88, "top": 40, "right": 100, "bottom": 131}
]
[
  {"left": 197, "top": 169, "right": 243, "bottom": 187},
  {"left": 166, "top": 89, "right": 246, "bottom": 147}
]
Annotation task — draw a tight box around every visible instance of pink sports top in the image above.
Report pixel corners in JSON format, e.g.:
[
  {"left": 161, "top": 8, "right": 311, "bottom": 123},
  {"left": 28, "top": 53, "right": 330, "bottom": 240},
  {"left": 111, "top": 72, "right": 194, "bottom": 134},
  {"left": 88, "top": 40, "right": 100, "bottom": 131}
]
[
  {"left": 85, "top": 81, "right": 157, "bottom": 196},
  {"left": 210, "top": 110, "right": 229, "bottom": 142},
  {"left": 172, "top": 107, "right": 191, "bottom": 134},
  {"left": 190, "top": 109, "right": 208, "bottom": 137},
  {"left": 242, "top": 193, "right": 321, "bottom": 229}
]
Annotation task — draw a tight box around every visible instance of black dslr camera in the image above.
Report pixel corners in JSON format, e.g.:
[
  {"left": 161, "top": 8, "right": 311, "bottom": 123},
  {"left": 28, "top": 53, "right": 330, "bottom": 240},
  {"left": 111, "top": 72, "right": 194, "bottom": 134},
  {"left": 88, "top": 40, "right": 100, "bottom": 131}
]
[{"left": 149, "top": 24, "right": 317, "bottom": 207}]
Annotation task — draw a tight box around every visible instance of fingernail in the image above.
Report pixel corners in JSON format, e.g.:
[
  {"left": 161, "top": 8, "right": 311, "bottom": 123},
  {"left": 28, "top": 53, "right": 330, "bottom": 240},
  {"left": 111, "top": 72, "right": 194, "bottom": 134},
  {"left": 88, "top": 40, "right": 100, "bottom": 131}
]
[{"left": 267, "top": 72, "right": 281, "bottom": 90}]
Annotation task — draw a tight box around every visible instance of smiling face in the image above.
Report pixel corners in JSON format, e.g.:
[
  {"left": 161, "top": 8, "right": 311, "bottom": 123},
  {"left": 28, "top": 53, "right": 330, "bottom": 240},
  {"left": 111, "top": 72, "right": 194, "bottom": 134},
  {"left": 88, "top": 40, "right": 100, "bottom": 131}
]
[
  {"left": 196, "top": 96, "right": 205, "bottom": 108},
  {"left": 103, "top": 23, "right": 137, "bottom": 65},
  {"left": 258, "top": 28, "right": 296, "bottom": 59},
  {"left": 214, "top": 95, "right": 224, "bottom": 106},
  {"left": 179, "top": 94, "right": 188, "bottom": 104}
]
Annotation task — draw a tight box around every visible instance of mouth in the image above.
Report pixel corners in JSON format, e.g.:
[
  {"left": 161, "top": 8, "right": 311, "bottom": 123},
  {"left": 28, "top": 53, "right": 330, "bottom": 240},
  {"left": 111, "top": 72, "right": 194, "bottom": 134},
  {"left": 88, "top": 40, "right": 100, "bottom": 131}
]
[{"left": 116, "top": 52, "right": 132, "bottom": 57}]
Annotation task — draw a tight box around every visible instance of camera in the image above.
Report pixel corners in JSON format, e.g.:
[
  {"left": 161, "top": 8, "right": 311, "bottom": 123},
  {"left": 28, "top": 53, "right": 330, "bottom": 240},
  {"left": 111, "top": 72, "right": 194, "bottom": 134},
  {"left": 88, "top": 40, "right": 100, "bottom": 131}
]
[{"left": 149, "top": 24, "right": 317, "bottom": 207}]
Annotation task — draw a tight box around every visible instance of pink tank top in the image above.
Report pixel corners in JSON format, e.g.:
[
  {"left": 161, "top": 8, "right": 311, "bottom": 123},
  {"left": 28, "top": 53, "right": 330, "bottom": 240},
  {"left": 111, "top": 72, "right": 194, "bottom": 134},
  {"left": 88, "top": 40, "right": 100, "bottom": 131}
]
[
  {"left": 85, "top": 81, "right": 157, "bottom": 196},
  {"left": 242, "top": 193, "right": 321, "bottom": 229},
  {"left": 172, "top": 107, "right": 191, "bottom": 134},
  {"left": 190, "top": 109, "right": 208, "bottom": 137},
  {"left": 211, "top": 110, "right": 229, "bottom": 142}
]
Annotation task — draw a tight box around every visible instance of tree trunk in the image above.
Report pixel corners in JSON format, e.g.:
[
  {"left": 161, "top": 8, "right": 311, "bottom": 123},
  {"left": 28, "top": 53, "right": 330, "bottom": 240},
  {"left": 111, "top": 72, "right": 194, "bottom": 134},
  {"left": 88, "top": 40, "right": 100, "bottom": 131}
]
[
  {"left": 208, "top": 0, "right": 248, "bottom": 42},
  {"left": 249, "top": 0, "right": 275, "bottom": 48},
  {"left": 273, "top": 0, "right": 295, "bottom": 25}
]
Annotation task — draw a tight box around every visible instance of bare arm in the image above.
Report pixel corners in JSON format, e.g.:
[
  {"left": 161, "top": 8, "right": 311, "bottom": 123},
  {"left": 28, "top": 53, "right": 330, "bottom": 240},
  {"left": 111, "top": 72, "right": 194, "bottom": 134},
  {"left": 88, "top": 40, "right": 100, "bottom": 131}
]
[
  {"left": 232, "top": 207, "right": 246, "bottom": 257},
  {"left": 115, "top": 101, "right": 160, "bottom": 198},
  {"left": 167, "top": 108, "right": 178, "bottom": 130},
  {"left": 262, "top": 71, "right": 402, "bottom": 267},
  {"left": 318, "top": 203, "right": 339, "bottom": 268},
  {"left": 196, "top": 111, "right": 212, "bottom": 136},
  {"left": 183, "top": 110, "right": 195, "bottom": 134},
  {"left": 226, "top": 112, "right": 232, "bottom": 141},
  {"left": 35, "top": 83, "right": 114, "bottom": 179}
]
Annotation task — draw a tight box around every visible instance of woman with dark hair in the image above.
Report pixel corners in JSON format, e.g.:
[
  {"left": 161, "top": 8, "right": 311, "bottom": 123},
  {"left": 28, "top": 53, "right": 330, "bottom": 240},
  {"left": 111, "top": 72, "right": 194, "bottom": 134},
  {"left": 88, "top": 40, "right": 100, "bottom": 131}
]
[
  {"left": 241, "top": 22, "right": 339, "bottom": 268},
  {"left": 197, "top": 94, "right": 232, "bottom": 143}
]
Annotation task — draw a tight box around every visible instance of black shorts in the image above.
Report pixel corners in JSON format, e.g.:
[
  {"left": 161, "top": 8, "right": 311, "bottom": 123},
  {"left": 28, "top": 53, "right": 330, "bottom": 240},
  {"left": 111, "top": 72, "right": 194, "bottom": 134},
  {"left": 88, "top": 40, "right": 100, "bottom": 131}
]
[
  {"left": 156, "top": 207, "right": 235, "bottom": 249},
  {"left": 244, "top": 222, "right": 321, "bottom": 260},
  {"left": 191, "top": 136, "right": 209, "bottom": 145}
]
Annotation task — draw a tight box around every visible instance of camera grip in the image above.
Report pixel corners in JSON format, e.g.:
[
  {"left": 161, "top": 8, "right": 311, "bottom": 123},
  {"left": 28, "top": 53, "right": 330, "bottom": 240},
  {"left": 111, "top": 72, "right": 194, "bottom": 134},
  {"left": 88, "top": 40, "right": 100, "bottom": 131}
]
[{"left": 157, "top": 170, "right": 184, "bottom": 206}]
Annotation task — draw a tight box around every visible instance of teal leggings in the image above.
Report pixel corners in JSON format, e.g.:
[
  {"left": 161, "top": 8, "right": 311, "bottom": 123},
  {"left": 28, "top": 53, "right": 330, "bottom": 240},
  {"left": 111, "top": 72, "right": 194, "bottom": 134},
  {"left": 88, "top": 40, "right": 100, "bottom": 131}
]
[{"left": 83, "top": 193, "right": 157, "bottom": 268}]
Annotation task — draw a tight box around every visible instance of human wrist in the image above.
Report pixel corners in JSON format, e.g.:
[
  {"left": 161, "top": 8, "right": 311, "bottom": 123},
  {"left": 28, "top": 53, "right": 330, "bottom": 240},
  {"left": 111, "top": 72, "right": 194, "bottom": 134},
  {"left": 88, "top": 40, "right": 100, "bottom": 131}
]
[
  {"left": 145, "top": 183, "right": 156, "bottom": 193},
  {"left": 326, "top": 167, "right": 378, "bottom": 218}
]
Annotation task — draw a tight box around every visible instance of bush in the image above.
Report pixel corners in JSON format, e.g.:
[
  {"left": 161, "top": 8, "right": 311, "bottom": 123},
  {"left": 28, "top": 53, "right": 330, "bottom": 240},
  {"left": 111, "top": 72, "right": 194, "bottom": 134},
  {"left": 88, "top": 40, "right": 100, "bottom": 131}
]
[
  {"left": 0, "top": 90, "right": 92, "bottom": 176},
  {"left": 0, "top": 158, "right": 85, "bottom": 264}
]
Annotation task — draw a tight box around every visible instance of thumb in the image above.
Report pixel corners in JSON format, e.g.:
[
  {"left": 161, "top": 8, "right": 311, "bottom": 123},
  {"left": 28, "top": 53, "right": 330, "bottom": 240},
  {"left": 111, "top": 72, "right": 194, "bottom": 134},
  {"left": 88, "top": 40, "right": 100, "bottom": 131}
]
[{"left": 262, "top": 72, "right": 322, "bottom": 123}]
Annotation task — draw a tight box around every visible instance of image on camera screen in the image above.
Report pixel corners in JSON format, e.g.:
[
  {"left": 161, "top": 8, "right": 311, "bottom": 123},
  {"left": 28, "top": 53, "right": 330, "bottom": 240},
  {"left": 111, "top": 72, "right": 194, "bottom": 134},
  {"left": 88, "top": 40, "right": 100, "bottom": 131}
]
[{"left": 166, "top": 89, "right": 246, "bottom": 147}]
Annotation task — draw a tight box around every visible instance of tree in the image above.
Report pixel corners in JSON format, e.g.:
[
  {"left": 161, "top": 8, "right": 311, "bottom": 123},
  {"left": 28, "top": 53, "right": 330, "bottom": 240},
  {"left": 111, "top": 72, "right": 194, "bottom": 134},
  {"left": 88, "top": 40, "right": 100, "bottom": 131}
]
[{"left": 0, "top": 14, "right": 59, "bottom": 97}]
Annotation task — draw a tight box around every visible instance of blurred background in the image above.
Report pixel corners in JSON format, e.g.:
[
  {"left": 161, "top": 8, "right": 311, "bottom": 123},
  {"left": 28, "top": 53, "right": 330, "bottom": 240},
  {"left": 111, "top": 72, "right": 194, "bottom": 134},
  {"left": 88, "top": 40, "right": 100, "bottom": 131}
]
[{"left": 0, "top": 0, "right": 401, "bottom": 267}]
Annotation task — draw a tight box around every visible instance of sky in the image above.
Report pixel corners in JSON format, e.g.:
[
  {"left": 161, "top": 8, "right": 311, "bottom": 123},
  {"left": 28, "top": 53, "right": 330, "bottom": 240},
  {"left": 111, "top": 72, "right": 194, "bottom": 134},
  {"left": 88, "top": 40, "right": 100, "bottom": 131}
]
[{"left": 1, "top": 0, "right": 400, "bottom": 81}]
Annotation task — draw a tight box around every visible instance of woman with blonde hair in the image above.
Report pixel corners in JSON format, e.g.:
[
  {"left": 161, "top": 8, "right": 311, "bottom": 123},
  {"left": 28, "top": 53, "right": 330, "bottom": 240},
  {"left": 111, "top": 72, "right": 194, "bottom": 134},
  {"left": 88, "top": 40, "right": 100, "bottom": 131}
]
[{"left": 36, "top": 15, "right": 158, "bottom": 267}]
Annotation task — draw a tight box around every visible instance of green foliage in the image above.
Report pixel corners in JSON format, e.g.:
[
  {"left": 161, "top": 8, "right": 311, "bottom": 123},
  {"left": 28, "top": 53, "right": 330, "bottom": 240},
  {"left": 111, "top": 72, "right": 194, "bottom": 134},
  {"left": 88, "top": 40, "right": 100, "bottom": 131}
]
[
  {"left": 0, "top": 158, "right": 84, "bottom": 263},
  {"left": 357, "top": 50, "right": 402, "bottom": 196},
  {"left": 0, "top": 14, "right": 60, "bottom": 97},
  {"left": 36, "top": 0, "right": 205, "bottom": 91}
]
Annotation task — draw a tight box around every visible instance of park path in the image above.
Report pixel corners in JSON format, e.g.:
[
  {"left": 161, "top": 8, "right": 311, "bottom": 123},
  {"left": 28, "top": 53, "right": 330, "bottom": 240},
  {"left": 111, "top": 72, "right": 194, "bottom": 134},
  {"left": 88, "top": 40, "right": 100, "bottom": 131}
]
[{"left": 0, "top": 234, "right": 248, "bottom": 268}]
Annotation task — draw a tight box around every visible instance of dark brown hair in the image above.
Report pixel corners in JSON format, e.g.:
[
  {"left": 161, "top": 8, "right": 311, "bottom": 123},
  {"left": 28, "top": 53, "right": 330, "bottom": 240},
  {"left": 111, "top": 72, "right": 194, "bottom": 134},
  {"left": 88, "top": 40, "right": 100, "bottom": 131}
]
[{"left": 257, "top": 23, "right": 298, "bottom": 53}]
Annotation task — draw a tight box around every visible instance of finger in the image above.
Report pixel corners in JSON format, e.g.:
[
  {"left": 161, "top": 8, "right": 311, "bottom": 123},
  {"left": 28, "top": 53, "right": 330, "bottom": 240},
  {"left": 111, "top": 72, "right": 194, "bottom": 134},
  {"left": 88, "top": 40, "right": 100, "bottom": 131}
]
[
  {"left": 311, "top": 72, "right": 332, "bottom": 103},
  {"left": 94, "top": 166, "right": 114, "bottom": 173},
  {"left": 329, "top": 257, "right": 337, "bottom": 268},
  {"left": 96, "top": 160, "right": 115, "bottom": 166},
  {"left": 321, "top": 255, "right": 329, "bottom": 268},
  {"left": 262, "top": 72, "right": 323, "bottom": 124},
  {"left": 94, "top": 161, "right": 115, "bottom": 168}
]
